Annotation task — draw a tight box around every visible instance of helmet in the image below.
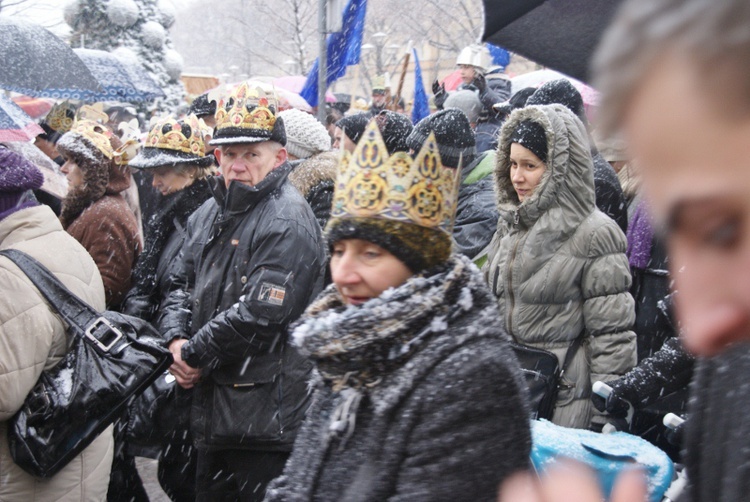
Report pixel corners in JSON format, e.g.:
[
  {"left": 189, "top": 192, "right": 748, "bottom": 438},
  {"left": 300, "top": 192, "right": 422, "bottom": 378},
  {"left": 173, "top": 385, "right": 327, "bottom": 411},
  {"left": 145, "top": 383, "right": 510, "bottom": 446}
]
[{"left": 456, "top": 45, "right": 491, "bottom": 72}]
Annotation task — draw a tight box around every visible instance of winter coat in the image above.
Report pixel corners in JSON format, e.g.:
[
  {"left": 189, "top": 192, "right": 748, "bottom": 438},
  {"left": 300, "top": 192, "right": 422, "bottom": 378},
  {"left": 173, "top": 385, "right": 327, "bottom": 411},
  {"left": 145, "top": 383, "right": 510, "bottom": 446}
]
[
  {"left": 288, "top": 151, "right": 337, "bottom": 230},
  {"left": 682, "top": 343, "right": 750, "bottom": 502},
  {"left": 0, "top": 205, "right": 113, "bottom": 501},
  {"left": 483, "top": 104, "right": 637, "bottom": 429},
  {"left": 61, "top": 161, "right": 141, "bottom": 311},
  {"left": 122, "top": 178, "right": 212, "bottom": 322},
  {"left": 592, "top": 149, "right": 628, "bottom": 233},
  {"left": 453, "top": 151, "right": 499, "bottom": 259},
  {"left": 158, "top": 162, "right": 326, "bottom": 451},
  {"left": 265, "top": 255, "right": 531, "bottom": 502}
]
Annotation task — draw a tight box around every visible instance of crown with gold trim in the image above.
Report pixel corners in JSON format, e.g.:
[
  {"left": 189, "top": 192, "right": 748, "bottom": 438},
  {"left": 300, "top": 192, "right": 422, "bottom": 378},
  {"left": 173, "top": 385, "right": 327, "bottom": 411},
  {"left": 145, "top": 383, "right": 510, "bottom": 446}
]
[
  {"left": 43, "top": 101, "right": 77, "bottom": 135},
  {"left": 59, "top": 105, "right": 115, "bottom": 160},
  {"left": 330, "top": 121, "right": 460, "bottom": 236},
  {"left": 210, "top": 81, "right": 287, "bottom": 146},
  {"left": 130, "top": 114, "right": 213, "bottom": 169}
]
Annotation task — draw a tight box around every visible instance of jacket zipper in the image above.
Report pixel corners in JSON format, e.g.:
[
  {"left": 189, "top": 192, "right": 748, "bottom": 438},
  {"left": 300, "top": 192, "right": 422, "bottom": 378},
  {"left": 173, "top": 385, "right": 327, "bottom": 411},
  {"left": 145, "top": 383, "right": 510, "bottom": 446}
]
[{"left": 506, "top": 236, "right": 522, "bottom": 337}]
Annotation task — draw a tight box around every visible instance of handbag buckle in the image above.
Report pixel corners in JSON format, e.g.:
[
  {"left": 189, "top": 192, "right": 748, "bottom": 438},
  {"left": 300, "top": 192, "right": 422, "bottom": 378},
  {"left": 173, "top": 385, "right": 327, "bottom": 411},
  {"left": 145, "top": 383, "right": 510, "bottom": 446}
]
[{"left": 85, "top": 317, "right": 123, "bottom": 352}]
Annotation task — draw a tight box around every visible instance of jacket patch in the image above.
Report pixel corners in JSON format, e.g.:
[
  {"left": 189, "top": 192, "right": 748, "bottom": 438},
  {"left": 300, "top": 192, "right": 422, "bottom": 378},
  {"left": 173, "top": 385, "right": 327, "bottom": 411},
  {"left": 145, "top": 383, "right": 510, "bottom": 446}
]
[{"left": 258, "top": 282, "right": 286, "bottom": 306}]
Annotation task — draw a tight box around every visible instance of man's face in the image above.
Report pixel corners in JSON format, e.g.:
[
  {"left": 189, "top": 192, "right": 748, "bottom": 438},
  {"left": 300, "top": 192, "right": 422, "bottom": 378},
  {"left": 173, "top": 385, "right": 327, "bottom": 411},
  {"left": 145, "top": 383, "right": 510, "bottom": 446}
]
[
  {"left": 625, "top": 56, "right": 750, "bottom": 357},
  {"left": 215, "top": 141, "right": 286, "bottom": 188},
  {"left": 372, "top": 91, "right": 386, "bottom": 107}
]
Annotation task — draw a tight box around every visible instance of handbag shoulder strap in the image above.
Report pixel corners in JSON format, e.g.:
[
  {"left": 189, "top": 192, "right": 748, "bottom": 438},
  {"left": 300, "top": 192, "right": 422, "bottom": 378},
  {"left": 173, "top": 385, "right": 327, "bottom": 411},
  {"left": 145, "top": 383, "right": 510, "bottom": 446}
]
[
  {"left": 0, "top": 248, "right": 100, "bottom": 337},
  {"left": 559, "top": 331, "right": 585, "bottom": 378}
]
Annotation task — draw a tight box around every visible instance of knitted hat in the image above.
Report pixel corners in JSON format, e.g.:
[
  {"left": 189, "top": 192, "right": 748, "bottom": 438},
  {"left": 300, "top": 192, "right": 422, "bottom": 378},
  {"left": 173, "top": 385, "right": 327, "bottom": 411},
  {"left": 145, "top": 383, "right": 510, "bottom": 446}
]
[
  {"left": 444, "top": 89, "right": 484, "bottom": 124},
  {"left": 508, "top": 119, "right": 548, "bottom": 163},
  {"left": 278, "top": 108, "right": 331, "bottom": 159},
  {"left": 406, "top": 108, "right": 476, "bottom": 169},
  {"left": 526, "top": 79, "right": 587, "bottom": 125},
  {"left": 335, "top": 112, "right": 371, "bottom": 144},
  {"left": 189, "top": 92, "right": 216, "bottom": 118},
  {"left": 210, "top": 81, "right": 287, "bottom": 146},
  {"left": 130, "top": 114, "right": 214, "bottom": 169},
  {"left": 373, "top": 110, "right": 413, "bottom": 154},
  {"left": 493, "top": 86, "right": 536, "bottom": 116},
  {"left": 327, "top": 121, "right": 460, "bottom": 273},
  {"left": 0, "top": 147, "right": 44, "bottom": 216}
]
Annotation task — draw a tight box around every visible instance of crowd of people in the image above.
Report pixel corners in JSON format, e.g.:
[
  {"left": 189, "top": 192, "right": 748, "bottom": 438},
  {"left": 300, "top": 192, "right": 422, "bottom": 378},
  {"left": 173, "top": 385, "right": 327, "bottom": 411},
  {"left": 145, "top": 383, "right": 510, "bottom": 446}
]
[{"left": 2, "top": 0, "right": 750, "bottom": 501}]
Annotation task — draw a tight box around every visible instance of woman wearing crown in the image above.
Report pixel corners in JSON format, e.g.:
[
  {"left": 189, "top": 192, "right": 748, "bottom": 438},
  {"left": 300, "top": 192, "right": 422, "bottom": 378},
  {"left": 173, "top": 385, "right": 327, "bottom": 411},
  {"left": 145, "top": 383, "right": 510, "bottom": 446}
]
[
  {"left": 56, "top": 107, "right": 141, "bottom": 311},
  {"left": 483, "top": 104, "right": 637, "bottom": 430},
  {"left": 265, "top": 122, "right": 531, "bottom": 501}
]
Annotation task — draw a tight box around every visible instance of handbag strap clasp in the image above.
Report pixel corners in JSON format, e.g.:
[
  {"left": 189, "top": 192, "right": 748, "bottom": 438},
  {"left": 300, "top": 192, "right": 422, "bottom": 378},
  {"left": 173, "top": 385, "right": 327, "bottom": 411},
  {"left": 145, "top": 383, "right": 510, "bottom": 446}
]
[{"left": 85, "top": 317, "right": 123, "bottom": 352}]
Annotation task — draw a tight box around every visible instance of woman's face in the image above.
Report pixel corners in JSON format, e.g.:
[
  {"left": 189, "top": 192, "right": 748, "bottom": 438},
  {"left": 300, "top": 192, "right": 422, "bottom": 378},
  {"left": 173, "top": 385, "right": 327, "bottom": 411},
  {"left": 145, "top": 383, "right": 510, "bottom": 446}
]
[
  {"left": 151, "top": 166, "right": 195, "bottom": 196},
  {"left": 330, "top": 238, "right": 413, "bottom": 306},
  {"left": 333, "top": 126, "right": 356, "bottom": 153},
  {"left": 510, "top": 143, "right": 546, "bottom": 202},
  {"left": 60, "top": 158, "right": 84, "bottom": 189}
]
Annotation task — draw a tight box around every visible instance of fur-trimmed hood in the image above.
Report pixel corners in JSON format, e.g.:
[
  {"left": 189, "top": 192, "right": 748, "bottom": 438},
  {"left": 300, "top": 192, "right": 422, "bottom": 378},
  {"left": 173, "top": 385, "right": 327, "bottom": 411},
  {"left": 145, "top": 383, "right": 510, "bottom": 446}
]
[
  {"left": 58, "top": 131, "right": 131, "bottom": 227},
  {"left": 288, "top": 150, "right": 338, "bottom": 198},
  {"left": 494, "top": 104, "right": 595, "bottom": 232}
]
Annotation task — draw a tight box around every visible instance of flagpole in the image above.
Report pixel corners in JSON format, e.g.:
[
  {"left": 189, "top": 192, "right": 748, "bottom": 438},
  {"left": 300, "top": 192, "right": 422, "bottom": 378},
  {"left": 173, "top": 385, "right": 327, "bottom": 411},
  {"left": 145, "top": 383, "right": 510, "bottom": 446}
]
[{"left": 317, "top": 0, "right": 328, "bottom": 123}]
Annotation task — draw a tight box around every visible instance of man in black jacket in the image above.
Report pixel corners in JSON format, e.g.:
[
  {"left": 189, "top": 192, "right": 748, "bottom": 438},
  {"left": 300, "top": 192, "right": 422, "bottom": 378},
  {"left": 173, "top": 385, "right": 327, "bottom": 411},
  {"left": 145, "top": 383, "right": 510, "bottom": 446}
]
[{"left": 159, "top": 81, "right": 326, "bottom": 501}]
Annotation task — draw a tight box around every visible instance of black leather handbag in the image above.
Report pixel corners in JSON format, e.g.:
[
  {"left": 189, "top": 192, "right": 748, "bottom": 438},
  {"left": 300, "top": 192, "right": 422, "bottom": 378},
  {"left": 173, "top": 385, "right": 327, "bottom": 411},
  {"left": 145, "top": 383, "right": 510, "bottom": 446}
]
[
  {"left": 0, "top": 249, "right": 173, "bottom": 478},
  {"left": 511, "top": 333, "right": 584, "bottom": 420}
]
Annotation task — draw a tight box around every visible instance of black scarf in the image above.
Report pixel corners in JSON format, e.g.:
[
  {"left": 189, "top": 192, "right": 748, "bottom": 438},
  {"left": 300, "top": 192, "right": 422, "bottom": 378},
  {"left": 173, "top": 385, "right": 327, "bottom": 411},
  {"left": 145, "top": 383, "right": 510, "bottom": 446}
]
[{"left": 129, "top": 178, "right": 211, "bottom": 300}]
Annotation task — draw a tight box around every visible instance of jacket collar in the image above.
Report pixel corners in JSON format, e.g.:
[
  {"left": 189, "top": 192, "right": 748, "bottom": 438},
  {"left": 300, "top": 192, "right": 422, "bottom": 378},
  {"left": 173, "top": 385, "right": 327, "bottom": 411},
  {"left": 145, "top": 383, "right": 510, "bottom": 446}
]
[{"left": 209, "top": 161, "right": 293, "bottom": 216}]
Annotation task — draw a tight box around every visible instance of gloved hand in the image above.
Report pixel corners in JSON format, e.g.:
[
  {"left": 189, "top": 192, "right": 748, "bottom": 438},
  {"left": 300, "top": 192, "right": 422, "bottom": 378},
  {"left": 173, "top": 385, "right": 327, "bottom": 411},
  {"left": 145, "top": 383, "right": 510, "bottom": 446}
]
[
  {"left": 472, "top": 72, "right": 487, "bottom": 93},
  {"left": 591, "top": 385, "right": 632, "bottom": 419},
  {"left": 432, "top": 79, "right": 447, "bottom": 110}
]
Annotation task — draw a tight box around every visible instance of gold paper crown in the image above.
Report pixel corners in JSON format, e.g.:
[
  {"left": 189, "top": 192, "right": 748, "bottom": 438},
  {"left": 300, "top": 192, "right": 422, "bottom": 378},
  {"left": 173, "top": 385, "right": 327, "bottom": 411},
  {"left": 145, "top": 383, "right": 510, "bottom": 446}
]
[
  {"left": 214, "top": 81, "right": 278, "bottom": 134},
  {"left": 68, "top": 120, "right": 114, "bottom": 159},
  {"left": 145, "top": 115, "right": 207, "bottom": 157},
  {"left": 44, "top": 101, "right": 77, "bottom": 133},
  {"left": 331, "top": 121, "right": 460, "bottom": 235}
]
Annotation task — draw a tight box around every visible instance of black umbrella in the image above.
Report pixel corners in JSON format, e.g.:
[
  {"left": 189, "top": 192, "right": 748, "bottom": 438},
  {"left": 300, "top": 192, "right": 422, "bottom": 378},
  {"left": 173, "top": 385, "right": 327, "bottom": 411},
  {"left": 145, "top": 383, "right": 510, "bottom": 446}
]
[
  {"left": 482, "top": 0, "right": 622, "bottom": 83},
  {"left": 0, "top": 17, "right": 101, "bottom": 97}
]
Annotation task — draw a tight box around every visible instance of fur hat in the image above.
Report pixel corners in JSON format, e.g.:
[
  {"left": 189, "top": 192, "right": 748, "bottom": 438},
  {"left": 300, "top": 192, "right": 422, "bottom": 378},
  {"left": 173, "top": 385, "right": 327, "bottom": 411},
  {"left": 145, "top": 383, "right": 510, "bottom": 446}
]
[
  {"left": 210, "top": 82, "right": 287, "bottom": 146},
  {"left": 279, "top": 108, "right": 331, "bottom": 159},
  {"left": 327, "top": 122, "right": 460, "bottom": 273},
  {"left": 0, "top": 147, "right": 44, "bottom": 216},
  {"left": 373, "top": 110, "right": 413, "bottom": 154},
  {"left": 406, "top": 109, "right": 476, "bottom": 169},
  {"left": 526, "top": 79, "right": 587, "bottom": 125},
  {"left": 130, "top": 114, "right": 214, "bottom": 169},
  {"left": 336, "top": 112, "right": 371, "bottom": 144}
]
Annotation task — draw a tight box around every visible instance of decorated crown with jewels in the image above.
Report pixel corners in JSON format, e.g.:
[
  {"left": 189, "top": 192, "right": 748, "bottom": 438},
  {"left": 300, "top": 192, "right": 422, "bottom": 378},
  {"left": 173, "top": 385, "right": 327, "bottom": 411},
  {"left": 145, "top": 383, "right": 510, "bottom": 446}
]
[
  {"left": 331, "top": 121, "right": 460, "bottom": 235},
  {"left": 146, "top": 115, "right": 206, "bottom": 156},
  {"left": 213, "top": 81, "right": 279, "bottom": 139}
]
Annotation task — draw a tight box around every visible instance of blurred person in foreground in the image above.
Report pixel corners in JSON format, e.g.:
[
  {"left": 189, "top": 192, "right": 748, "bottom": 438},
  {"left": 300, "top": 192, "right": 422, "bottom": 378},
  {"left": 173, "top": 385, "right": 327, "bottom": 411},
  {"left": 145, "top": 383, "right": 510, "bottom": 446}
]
[
  {"left": 499, "top": 0, "right": 750, "bottom": 500},
  {"left": 265, "top": 121, "right": 531, "bottom": 501},
  {"left": 0, "top": 148, "right": 113, "bottom": 501}
]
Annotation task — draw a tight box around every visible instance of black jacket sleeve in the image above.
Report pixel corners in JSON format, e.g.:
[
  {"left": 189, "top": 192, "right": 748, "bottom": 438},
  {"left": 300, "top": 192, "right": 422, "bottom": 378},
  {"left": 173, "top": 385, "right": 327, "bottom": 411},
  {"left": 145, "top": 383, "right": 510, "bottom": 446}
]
[{"left": 181, "top": 219, "right": 323, "bottom": 369}]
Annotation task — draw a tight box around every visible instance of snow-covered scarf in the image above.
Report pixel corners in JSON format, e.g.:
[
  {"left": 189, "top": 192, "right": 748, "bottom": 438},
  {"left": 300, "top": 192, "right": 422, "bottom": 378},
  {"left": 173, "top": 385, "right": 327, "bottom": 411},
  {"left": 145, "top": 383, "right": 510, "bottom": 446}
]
[{"left": 292, "top": 254, "right": 475, "bottom": 392}]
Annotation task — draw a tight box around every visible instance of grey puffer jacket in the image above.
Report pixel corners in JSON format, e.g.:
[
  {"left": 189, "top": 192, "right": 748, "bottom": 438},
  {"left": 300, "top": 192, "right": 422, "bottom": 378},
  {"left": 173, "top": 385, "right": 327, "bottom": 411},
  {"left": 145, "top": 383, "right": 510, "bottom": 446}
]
[{"left": 483, "top": 104, "right": 636, "bottom": 429}]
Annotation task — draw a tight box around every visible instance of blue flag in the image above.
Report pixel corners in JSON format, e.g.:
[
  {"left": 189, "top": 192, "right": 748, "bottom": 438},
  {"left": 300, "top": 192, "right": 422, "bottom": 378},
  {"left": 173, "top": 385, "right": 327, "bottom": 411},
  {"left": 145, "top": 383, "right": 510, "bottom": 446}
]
[
  {"left": 411, "top": 49, "right": 430, "bottom": 125},
  {"left": 301, "top": 0, "right": 367, "bottom": 107}
]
